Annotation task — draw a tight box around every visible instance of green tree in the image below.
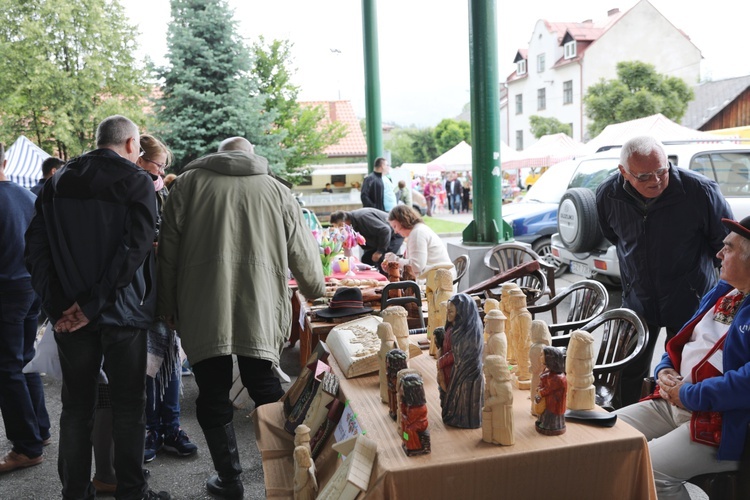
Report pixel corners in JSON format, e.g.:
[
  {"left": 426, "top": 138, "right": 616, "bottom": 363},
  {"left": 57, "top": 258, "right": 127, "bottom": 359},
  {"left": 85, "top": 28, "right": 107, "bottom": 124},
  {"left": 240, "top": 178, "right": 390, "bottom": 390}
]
[
  {"left": 250, "top": 37, "right": 345, "bottom": 182},
  {"left": 433, "top": 118, "right": 471, "bottom": 154},
  {"left": 156, "top": 0, "right": 278, "bottom": 170},
  {"left": 584, "top": 61, "right": 694, "bottom": 138},
  {"left": 529, "top": 116, "right": 572, "bottom": 139},
  {"left": 0, "top": 0, "right": 148, "bottom": 158}
]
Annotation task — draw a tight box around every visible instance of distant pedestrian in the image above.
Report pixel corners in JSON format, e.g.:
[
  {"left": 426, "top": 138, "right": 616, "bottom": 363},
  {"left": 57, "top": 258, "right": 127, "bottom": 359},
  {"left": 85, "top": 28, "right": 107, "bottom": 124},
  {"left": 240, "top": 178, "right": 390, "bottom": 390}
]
[
  {"left": 361, "top": 157, "right": 396, "bottom": 212},
  {"left": 30, "top": 157, "right": 63, "bottom": 196}
]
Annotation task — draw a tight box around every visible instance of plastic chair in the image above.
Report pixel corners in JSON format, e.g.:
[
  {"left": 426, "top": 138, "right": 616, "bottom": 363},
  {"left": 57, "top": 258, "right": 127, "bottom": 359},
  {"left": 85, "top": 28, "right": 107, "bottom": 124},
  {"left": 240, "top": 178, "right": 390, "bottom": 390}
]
[
  {"left": 452, "top": 254, "right": 470, "bottom": 288},
  {"left": 528, "top": 279, "right": 608, "bottom": 339},
  {"left": 380, "top": 281, "right": 425, "bottom": 331},
  {"left": 483, "top": 243, "right": 556, "bottom": 307}
]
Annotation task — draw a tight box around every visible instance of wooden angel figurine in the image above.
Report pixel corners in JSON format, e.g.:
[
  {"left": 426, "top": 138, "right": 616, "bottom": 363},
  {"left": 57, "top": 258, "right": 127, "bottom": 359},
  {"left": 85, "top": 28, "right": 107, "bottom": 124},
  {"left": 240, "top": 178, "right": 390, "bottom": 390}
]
[
  {"left": 566, "top": 330, "right": 596, "bottom": 411},
  {"left": 529, "top": 320, "right": 552, "bottom": 416},
  {"left": 508, "top": 288, "right": 532, "bottom": 390},
  {"left": 482, "top": 355, "right": 514, "bottom": 446},
  {"left": 534, "top": 346, "right": 567, "bottom": 436},
  {"left": 500, "top": 282, "right": 522, "bottom": 363},
  {"left": 485, "top": 309, "right": 507, "bottom": 360},
  {"left": 293, "top": 445, "right": 318, "bottom": 500},
  {"left": 399, "top": 372, "right": 430, "bottom": 456},
  {"left": 386, "top": 349, "right": 408, "bottom": 421},
  {"left": 438, "top": 293, "right": 484, "bottom": 429},
  {"left": 377, "top": 322, "right": 397, "bottom": 404}
]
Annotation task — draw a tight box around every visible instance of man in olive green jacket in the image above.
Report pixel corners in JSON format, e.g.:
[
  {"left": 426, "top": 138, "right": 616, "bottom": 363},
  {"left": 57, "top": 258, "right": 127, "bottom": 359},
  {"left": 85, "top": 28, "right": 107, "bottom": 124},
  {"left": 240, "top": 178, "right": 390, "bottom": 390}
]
[{"left": 157, "top": 137, "right": 324, "bottom": 499}]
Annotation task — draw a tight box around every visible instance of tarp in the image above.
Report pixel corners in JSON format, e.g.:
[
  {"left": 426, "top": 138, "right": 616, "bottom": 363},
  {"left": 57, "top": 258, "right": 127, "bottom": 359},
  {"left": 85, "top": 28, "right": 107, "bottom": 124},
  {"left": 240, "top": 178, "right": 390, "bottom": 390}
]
[
  {"left": 583, "top": 113, "right": 731, "bottom": 154},
  {"left": 5, "top": 135, "right": 50, "bottom": 189},
  {"left": 426, "top": 140, "right": 518, "bottom": 173},
  {"left": 501, "top": 133, "right": 586, "bottom": 170}
]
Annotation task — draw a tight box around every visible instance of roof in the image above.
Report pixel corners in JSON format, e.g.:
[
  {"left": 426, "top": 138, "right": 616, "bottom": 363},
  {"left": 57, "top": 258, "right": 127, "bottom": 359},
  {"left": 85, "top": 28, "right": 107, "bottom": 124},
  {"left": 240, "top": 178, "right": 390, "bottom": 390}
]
[
  {"left": 681, "top": 75, "right": 750, "bottom": 129},
  {"left": 299, "top": 100, "right": 367, "bottom": 158},
  {"left": 502, "top": 133, "right": 586, "bottom": 170}
]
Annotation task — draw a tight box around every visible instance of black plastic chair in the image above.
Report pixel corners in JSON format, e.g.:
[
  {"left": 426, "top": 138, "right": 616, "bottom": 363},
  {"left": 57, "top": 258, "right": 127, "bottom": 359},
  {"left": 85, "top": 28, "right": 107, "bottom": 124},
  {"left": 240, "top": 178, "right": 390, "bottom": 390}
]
[
  {"left": 452, "top": 254, "right": 470, "bottom": 289},
  {"left": 380, "top": 281, "right": 425, "bottom": 331},
  {"left": 528, "top": 279, "right": 608, "bottom": 339}
]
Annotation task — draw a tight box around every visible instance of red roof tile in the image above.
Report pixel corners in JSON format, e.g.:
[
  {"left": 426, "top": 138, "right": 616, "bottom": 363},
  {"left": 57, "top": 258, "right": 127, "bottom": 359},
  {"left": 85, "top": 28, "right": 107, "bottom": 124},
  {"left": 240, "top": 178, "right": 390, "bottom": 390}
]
[{"left": 299, "top": 100, "right": 367, "bottom": 158}]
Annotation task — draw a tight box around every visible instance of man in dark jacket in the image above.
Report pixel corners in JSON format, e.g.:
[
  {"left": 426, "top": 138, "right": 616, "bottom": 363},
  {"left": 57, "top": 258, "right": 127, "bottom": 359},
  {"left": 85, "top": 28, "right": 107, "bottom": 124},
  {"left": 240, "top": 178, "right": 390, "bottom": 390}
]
[
  {"left": 29, "top": 157, "right": 63, "bottom": 196},
  {"left": 445, "top": 173, "right": 462, "bottom": 214},
  {"left": 25, "top": 116, "right": 169, "bottom": 500},
  {"left": 596, "top": 135, "right": 732, "bottom": 407},
  {"left": 360, "top": 157, "right": 391, "bottom": 211},
  {"left": 329, "top": 208, "right": 404, "bottom": 267}
]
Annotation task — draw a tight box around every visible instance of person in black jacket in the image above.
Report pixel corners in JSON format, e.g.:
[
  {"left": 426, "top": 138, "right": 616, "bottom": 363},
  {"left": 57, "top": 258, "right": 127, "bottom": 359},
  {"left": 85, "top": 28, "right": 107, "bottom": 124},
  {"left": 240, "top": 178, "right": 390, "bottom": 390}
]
[
  {"left": 596, "top": 135, "right": 732, "bottom": 407},
  {"left": 360, "top": 157, "right": 390, "bottom": 211},
  {"left": 329, "top": 208, "right": 404, "bottom": 267},
  {"left": 25, "top": 115, "right": 170, "bottom": 500},
  {"left": 29, "top": 157, "right": 64, "bottom": 196}
]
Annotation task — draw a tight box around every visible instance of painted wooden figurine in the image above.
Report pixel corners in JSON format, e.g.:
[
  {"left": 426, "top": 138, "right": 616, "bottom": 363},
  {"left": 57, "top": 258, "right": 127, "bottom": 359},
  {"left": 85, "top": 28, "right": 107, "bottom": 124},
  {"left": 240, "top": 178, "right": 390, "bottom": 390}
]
[
  {"left": 566, "top": 330, "right": 596, "bottom": 411},
  {"left": 381, "top": 306, "right": 410, "bottom": 360},
  {"left": 399, "top": 372, "right": 430, "bottom": 456},
  {"left": 293, "top": 445, "right": 318, "bottom": 500},
  {"left": 482, "top": 355, "right": 514, "bottom": 446},
  {"left": 529, "top": 320, "right": 552, "bottom": 416},
  {"left": 377, "top": 322, "right": 397, "bottom": 404},
  {"left": 395, "top": 368, "right": 419, "bottom": 433},
  {"left": 386, "top": 349, "right": 408, "bottom": 421},
  {"left": 485, "top": 309, "right": 507, "bottom": 360},
  {"left": 438, "top": 293, "right": 484, "bottom": 429},
  {"left": 534, "top": 346, "right": 568, "bottom": 436},
  {"left": 509, "top": 288, "right": 532, "bottom": 390}
]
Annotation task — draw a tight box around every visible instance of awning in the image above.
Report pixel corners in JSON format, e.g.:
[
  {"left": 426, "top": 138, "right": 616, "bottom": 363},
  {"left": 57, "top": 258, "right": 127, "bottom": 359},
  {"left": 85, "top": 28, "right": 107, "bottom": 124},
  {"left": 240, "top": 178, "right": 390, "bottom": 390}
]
[{"left": 310, "top": 165, "right": 368, "bottom": 176}]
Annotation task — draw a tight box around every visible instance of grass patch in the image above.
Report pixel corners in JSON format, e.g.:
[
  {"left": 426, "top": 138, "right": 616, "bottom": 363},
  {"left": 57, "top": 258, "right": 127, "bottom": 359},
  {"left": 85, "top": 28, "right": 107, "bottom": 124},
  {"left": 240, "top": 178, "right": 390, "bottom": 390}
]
[{"left": 423, "top": 216, "right": 469, "bottom": 235}]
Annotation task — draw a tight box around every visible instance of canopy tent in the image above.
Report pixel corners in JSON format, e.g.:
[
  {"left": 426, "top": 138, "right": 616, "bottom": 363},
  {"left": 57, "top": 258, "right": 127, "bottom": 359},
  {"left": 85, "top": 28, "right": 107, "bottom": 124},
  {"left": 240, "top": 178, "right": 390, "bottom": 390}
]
[
  {"left": 583, "top": 113, "right": 732, "bottom": 154},
  {"left": 426, "top": 140, "right": 518, "bottom": 173},
  {"left": 399, "top": 162, "right": 428, "bottom": 177},
  {"left": 501, "top": 133, "right": 586, "bottom": 171},
  {"left": 5, "top": 135, "right": 50, "bottom": 189}
]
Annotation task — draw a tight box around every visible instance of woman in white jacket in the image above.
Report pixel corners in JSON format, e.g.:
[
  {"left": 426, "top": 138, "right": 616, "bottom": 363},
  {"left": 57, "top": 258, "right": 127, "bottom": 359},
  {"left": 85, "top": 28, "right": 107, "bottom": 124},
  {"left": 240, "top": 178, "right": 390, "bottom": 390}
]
[{"left": 385, "top": 205, "right": 455, "bottom": 277}]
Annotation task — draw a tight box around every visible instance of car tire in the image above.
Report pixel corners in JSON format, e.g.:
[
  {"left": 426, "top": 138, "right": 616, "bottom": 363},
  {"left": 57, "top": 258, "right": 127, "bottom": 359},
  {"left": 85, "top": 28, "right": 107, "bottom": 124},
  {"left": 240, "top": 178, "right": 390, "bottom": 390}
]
[
  {"left": 557, "top": 188, "right": 602, "bottom": 253},
  {"left": 532, "top": 236, "right": 567, "bottom": 278}
]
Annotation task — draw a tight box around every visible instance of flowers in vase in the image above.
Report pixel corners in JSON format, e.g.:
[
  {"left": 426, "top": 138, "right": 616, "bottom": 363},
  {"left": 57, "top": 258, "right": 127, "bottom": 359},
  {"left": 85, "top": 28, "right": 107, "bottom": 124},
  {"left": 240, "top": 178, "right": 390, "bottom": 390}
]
[{"left": 311, "top": 225, "right": 366, "bottom": 274}]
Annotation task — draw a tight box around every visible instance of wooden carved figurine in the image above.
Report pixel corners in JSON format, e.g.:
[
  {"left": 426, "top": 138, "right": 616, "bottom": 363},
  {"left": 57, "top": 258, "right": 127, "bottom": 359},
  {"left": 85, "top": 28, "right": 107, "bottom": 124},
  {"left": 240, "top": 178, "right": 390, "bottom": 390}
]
[
  {"left": 566, "top": 330, "right": 596, "bottom": 411},
  {"left": 381, "top": 306, "right": 410, "bottom": 360},
  {"left": 293, "top": 445, "right": 318, "bottom": 500},
  {"left": 401, "top": 264, "right": 420, "bottom": 318},
  {"left": 294, "top": 424, "right": 312, "bottom": 454},
  {"left": 534, "top": 346, "right": 567, "bottom": 436},
  {"left": 399, "top": 372, "right": 430, "bottom": 456},
  {"left": 438, "top": 293, "right": 484, "bottom": 429},
  {"left": 385, "top": 260, "right": 401, "bottom": 286},
  {"left": 428, "top": 268, "right": 454, "bottom": 357},
  {"left": 396, "top": 368, "right": 419, "bottom": 433},
  {"left": 500, "top": 282, "right": 522, "bottom": 363},
  {"left": 482, "top": 355, "right": 514, "bottom": 446},
  {"left": 386, "top": 349, "right": 408, "bottom": 421},
  {"left": 483, "top": 298, "right": 501, "bottom": 342},
  {"left": 509, "top": 288, "right": 532, "bottom": 390},
  {"left": 402, "top": 264, "right": 417, "bottom": 282},
  {"left": 377, "top": 322, "right": 396, "bottom": 404},
  {"left": 485, "top": 309, "right": 507, "bottom": 360},
  {"left": 529, "top": 320, "right": 552, "bottom": 416}
]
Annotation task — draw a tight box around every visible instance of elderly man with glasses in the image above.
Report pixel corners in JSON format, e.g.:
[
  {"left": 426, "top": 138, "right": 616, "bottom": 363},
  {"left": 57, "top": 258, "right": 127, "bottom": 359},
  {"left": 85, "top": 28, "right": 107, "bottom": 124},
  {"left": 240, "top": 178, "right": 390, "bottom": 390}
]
[{"left": 596, "top": 135, "right": 732, "bottom": 408}]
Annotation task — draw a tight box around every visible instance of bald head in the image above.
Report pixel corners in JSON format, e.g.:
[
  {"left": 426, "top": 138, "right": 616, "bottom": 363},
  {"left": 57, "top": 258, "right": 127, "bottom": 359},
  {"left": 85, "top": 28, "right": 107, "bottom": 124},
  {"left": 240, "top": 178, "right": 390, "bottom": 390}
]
[{"left": 218, "top": 137, "right": 254, "bottom": 154}]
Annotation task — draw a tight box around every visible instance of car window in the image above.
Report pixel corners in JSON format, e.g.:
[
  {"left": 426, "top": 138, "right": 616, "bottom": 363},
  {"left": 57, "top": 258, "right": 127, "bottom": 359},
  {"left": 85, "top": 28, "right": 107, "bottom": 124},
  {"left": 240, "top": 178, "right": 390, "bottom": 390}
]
[
  {"left": 522, "top": 160, "right": 578, "bottom": 203},
  {"left": 568, "top": 158, "right": 620, "bottom": 191},
  {"left": 689, "top": 152, "right": 750, "bottom": 198}
]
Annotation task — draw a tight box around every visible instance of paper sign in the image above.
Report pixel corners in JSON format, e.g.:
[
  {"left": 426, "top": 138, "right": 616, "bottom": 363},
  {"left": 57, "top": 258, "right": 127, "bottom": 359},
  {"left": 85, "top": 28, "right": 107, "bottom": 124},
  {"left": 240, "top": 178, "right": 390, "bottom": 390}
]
[{"left": 334, "top": 400, "right": 364, "bottom": 449}]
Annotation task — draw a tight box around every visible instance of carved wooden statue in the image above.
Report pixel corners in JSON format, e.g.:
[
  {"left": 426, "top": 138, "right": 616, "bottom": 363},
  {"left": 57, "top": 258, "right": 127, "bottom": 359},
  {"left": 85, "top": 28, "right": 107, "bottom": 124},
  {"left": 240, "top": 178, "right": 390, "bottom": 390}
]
[
  {"left": 386, "top": 349, "right": 408, "bottom": 421},
  {"left": 399, "top": 372, "right": 430, "bottom": 456},
  {"left": 294, "top": 424, "right": 312, "bottom": 454},
  {"left": 428, "top": 268, "right": 454, "bottom": 357},
  {"left": 293, "top": 445, "right": 318, "bottom": 500},
  {"left": 377, "top": 322, "right": 397, "bottom": 404},
  {"left": 566, "top": 330, "right": 596, "bottom": 411},
  {"left": 534, "top": 346, "right": 568, "bottom": 436},
  {"left": 382, "top": 306, "right": 410, "bottom": 360},
  {"left": 500, "top": 282, "right": 522, "bottom": 363},
  {"left": 482, "top": 355, "right": 514, "bottom": 446},
  {"left": 438, "top": 293, "right": 484, "bottom": 429},
  {"left": 483, "top": 298, "right": 501, "bottom": 342},
  {"left": 529, "top": 320, "right": 552, "bottom": 416},
  {"left": 485, "top": 309, "right": 507, "bottom": 360},
  {"left": 396, "top": 368, "right": 419, "bottom": 433},
  {"left": 385, "top": 261, "right": 401, "bottom": 286},
  {"left": 509, "top": 288, "right": 532, "bottom": 390}
]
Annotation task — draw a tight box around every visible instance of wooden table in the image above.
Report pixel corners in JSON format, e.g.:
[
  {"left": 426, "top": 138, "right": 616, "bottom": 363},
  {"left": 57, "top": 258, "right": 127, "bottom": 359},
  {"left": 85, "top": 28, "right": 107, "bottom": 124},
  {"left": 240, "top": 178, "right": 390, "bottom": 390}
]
[{"left": 253, "top": 354, "right": 657, "bottom": 499}]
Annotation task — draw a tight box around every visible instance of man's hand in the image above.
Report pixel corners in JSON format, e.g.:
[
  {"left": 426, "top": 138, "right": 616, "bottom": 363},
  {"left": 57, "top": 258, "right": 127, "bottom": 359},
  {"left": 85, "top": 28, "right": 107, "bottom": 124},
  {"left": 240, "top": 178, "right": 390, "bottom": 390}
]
[
  {"left": 657, "top": 368, "right": 685, "bottom": 407},
  {"left": 372, "top": 251, "right": 382, "bottom": 262},
  {"left": 54, "top": 302, "right": 90, "bottom": 333}
]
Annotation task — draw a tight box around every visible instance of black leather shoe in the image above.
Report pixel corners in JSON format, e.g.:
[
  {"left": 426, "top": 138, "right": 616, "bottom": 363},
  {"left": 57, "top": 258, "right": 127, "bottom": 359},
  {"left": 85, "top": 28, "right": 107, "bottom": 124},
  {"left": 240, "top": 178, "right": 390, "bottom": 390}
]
[{"left": 206, "top": 474, "right": 244, "bottom": 499}]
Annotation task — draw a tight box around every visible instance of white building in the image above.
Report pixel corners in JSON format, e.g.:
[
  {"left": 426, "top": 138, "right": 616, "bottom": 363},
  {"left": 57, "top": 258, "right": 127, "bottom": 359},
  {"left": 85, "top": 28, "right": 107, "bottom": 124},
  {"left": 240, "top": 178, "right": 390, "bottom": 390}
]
[{"left": 503, "top": 0, "right": 701, "bottom": 148}]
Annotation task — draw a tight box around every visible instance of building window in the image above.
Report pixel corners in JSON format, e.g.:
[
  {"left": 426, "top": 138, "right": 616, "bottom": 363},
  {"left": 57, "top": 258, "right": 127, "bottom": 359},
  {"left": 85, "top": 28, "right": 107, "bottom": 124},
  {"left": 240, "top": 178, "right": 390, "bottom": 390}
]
[
  {"left": 564, "top": 41, "right": 577, "bottom": 59},
  {"left": 537, "top": 53, "right": 545, "bottom": 73},
  {"left": 331, "top": 174, "right": 347, "bottom": 186},
  {"left": 517, "top": 59, "right": 527, "bottom": 76},
  {"left": 515, "top": 130, "right": 523, "bottom": 151},
  {"left": 537, "top": 88, "right": 546, "bottom": 111},
  {"left": 563, "top": 80, "right": 573, "bottom": 105},
  {"left": 515, "top": 94, "right": 523, "bottom": 115}
]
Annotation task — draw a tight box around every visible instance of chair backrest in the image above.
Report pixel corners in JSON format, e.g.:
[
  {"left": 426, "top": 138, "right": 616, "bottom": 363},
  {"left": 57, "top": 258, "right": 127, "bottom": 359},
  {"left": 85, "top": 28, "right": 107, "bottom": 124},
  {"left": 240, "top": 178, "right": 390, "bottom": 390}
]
[
  {"left": 529, "top": 279, "right": 608, "bottom": 338},
  {"left": 452, "top": 254, "right": 470, "bottom": 287},
  {"left": 380, "top": 281, "right": 425, "bottom": 330},
  {"left": 301, "top": 207, "right": 322, "bottom": 232},
  {"left": 483, "top": 243, "right": 554, "bottom": 304}
]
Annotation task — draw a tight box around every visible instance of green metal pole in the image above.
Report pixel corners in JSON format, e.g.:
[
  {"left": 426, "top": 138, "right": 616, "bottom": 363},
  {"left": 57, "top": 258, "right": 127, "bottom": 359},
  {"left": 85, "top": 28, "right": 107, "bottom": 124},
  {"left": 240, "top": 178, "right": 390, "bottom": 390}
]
[
  {"left": 463, "top": 0, "right": 512, "bottom": 244},
  {"left": 362, "top": 0, "right": 383, "bottom": 173}
]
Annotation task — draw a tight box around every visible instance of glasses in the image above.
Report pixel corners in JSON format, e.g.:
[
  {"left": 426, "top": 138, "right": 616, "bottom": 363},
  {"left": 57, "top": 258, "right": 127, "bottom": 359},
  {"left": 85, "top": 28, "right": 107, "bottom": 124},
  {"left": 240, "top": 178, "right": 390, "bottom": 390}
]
[
  {"left": 139, "top": 147, "right": 167, "bottom": 170},
  {"left": 625, "top": 166, "right": 669, "bottom": 183}
]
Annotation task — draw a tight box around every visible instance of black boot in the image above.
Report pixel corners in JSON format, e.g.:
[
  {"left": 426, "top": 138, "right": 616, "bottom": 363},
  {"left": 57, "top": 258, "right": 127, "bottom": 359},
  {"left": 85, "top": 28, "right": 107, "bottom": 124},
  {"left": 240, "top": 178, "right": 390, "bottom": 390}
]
[{"left": 204, "top": 423, "right": 244, "bottom": 499}]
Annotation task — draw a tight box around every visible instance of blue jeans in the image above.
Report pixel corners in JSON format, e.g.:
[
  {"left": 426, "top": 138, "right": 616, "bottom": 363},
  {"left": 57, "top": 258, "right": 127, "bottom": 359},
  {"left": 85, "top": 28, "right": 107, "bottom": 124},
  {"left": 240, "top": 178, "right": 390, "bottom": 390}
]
[
  {"left": 0, "top": 289, "right": 49, "bottom": 458},
  {"left": 55, "top": 325, "right": 148, "bottom": 500},
  {"left": 450, "top": 193, "right": 462, "bottom": 213},
  {"left": 146, "top": 364, "right": 181, "bottom": 434}
]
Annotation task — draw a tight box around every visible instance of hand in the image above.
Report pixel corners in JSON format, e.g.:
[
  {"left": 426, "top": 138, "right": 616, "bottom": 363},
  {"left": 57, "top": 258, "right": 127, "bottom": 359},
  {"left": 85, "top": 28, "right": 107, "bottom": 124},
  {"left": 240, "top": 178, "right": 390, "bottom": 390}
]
[
  {"left": 54, "top": 302, "right": 91, "bottom": 333},
  {"left": 657, "top": 368, "right": 684, "bottom": 405},
  {"left": 372, "top": 251, "right": 382, "bottom": 262}
]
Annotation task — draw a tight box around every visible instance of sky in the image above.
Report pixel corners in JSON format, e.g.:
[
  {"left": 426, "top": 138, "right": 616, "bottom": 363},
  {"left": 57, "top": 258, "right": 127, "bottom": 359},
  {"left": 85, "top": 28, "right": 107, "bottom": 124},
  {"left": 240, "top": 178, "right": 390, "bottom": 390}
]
[{"left": 124, "top": 0, "right": 750, "bottom": 128}]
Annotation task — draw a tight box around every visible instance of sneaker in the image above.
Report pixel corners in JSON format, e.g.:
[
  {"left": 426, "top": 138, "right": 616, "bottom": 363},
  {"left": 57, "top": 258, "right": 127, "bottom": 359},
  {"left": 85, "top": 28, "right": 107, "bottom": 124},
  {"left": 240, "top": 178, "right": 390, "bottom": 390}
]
[
  {"left": 0, "top": 450, "right": 43, "bottom": 473},
  {"left": 142, "top": 490, "right": 171, "bottom": 499},
  {"left": 144, "top": 430, "right": 163, "bottom": 463},
  {"left": 162, "top": 428, "right": 198, "bottom": 457}
]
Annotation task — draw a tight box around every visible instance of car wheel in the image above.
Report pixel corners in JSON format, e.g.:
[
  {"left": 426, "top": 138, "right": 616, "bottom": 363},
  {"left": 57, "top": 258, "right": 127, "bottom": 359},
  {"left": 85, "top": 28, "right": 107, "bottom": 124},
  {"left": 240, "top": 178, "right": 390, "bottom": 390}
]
[
  {"left": 557, "top": 188, "right": 603, "bottom": 252},
  {"left": 532, "top": 237, "right": 567, "bottom": 278}
]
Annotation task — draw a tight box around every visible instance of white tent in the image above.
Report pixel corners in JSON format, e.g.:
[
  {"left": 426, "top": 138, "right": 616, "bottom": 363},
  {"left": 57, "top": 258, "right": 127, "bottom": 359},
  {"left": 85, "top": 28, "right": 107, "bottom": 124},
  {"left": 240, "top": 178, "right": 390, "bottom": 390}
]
[
  {"left": 5, "top": 135, "right": 50, "bottom": 189},
  {"left": 426, "top": 140, "right": 518, "bottom": 173},
  {"left": 501, "top": 133, "right": 586, "bottom": 170},
  {"left": 583, "top": 113, "right": 731, "bottom": 154}
]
